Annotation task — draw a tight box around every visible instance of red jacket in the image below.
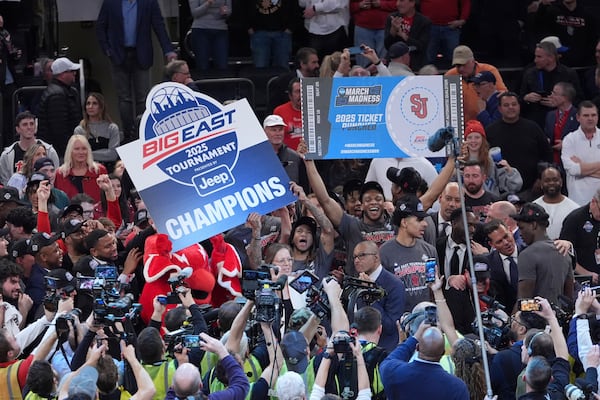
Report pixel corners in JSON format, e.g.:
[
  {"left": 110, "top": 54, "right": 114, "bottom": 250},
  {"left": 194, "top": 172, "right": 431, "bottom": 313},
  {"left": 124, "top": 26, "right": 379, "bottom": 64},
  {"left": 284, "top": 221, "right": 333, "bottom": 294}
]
[
  {"left": 350, "top": 0, "right": 397, "bottom": 30},
  {"left": 54, "top": 164, "right": 107, "bottom": 203}
]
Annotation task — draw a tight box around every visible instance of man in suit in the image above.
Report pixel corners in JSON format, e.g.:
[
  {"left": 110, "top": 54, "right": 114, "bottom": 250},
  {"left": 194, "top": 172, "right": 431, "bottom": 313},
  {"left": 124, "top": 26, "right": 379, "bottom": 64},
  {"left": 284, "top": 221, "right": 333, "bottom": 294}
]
[
  {"left": 423, "top": 182, "right": 460, "bottom": 246},
  {"left": 483, "top": 219, "right": 519, "bottom": 311},
  {"left": 436, "top": 207, "right": 478, "bottom": 334},
  {"left": 354, "top": 240, "right": 406, "bottom": 352},
  {"left": 544, "top": 81, "right": 579, "bottom": 166},
  {"left": 486, "top": 200, "right": 526, "bottom": 252},
  {"left": 96, "top": 0, "right": 177, "bottom": 142}
]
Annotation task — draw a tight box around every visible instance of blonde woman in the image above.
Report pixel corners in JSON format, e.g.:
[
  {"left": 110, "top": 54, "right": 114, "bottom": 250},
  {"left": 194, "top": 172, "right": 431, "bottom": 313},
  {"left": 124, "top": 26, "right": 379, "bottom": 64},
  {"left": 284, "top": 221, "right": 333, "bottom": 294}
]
[{"left": 55, "top": 134, "right": 107, "bottom": 202}]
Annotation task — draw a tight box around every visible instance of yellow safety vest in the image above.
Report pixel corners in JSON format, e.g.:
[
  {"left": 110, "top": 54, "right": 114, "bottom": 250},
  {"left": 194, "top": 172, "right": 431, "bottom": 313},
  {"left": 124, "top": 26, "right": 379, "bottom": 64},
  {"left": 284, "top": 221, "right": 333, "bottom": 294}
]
[
  {"left": 0, "top": 360, "right": 24, "bottom": 400},
  {"left": 143, "top": 360, "right": 176, "bottom": 400}
]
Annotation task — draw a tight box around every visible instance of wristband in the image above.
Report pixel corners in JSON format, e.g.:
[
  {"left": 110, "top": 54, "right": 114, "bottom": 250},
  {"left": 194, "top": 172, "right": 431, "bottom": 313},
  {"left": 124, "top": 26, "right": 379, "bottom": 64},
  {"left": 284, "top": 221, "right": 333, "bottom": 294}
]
[{"left": 374, "top": 60, "right": 381, "bottom": 66}]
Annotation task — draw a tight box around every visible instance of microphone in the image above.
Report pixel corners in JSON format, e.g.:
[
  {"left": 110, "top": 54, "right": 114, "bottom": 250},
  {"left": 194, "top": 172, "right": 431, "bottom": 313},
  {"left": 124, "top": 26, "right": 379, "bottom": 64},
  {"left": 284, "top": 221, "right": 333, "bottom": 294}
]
[
  {"left": 427, "top": 127, "right": 455, "bottom": 152},
  {"left": 480, "top": 294, "right": 505, "bottom": 310}
]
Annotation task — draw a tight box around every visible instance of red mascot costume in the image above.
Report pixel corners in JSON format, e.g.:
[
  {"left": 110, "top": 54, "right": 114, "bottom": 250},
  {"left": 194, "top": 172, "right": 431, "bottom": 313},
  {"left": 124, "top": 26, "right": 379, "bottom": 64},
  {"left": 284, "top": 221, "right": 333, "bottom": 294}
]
[{"left": 139, "top": 233, "right": 242, "bottom": 324}]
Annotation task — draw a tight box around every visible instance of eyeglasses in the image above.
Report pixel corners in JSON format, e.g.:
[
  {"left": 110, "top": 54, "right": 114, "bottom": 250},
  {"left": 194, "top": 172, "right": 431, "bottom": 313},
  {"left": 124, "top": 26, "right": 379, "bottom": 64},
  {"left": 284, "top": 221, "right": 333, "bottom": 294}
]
[
  {"left": 274, "top": 257, "right": 294, "bottom": 264},
  {"left": 510, "top": 315, "right": 528, "bottom": 329},
  {"left": 353, "top": 252, "right": 377, "bottom": 261}
]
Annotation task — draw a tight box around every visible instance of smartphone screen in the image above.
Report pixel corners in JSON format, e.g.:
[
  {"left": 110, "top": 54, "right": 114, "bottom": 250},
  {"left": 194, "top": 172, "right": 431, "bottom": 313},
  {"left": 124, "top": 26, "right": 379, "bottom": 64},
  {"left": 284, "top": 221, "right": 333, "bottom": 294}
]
[
  {"left": 289, "top": 270, "right": 319, "bottom": 294},
  {"left": 183, "top": 335, "right": 200, "bottom": 348},
  {"left": 425, "top": 259, "right": 436, "bottom": 283}
]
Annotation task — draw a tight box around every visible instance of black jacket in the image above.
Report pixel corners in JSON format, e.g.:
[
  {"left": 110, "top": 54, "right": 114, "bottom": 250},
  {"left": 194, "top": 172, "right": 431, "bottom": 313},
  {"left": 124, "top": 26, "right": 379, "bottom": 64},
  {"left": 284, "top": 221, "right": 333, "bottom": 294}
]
[{"left": 37, "top": 78, "right": 83, "bottom": 156}]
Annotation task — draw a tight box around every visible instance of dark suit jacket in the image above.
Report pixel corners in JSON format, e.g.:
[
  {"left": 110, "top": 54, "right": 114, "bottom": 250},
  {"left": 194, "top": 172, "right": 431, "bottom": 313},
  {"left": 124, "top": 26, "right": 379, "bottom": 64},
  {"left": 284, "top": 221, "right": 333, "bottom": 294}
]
[
  {"left": 383, "top": 12, "right": 431, "bottom": 71},
  {"left": 96, "top": 0, "right": 174, "bottom": 69},
  {"left": 486, "top": 250, "right": 518, "bottom": 312},
  {"left": 436, "top": 235, "right": 475, "bottom": 334},
  {"left": 373, "top": 267, "right": 406, "bottom": 352},
  {"left": 544, "top": 106, "right": 579, "bottom": 144}
]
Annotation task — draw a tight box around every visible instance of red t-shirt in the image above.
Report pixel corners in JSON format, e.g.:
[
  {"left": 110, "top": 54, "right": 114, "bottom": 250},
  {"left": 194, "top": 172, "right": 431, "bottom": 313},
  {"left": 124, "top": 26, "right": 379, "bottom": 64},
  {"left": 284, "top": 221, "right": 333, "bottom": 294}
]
[{"left": 273, "top": 102, "right": 303, "bottom": 151}]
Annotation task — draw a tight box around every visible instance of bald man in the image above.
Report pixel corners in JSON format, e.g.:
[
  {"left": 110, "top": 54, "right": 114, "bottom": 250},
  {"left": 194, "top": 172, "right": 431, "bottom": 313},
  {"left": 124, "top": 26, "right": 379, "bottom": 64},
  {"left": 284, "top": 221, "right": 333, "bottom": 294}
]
[
  {"left": 380, "top": 324, "right": 469, "bottom": 400},
  {"left": 486, "top": 200, "right": 526, "bottom": 251}
]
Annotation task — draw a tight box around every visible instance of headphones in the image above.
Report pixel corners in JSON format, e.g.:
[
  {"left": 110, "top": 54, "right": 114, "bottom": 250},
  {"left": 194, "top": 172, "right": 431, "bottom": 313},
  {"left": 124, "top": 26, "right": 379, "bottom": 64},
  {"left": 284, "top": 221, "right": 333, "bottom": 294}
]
[{"left": 527, "top": 331, "right": 544, "bottom": 356}]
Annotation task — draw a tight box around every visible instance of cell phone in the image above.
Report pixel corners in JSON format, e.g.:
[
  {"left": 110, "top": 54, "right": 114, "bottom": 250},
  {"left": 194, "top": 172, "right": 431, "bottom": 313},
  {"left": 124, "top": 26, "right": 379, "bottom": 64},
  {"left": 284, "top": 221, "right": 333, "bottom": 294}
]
[
  {"left": 348, "top": 46, "right": 365, "bottom": 55},
  {"left": 77, "top": 277, "right": 95, "bottom": 290},
  {"left": 425, "top": 305, "right": 437, "bottom": 326},
  {"left": 425, "top": 259, "right": 436, "bottom": 283},
  {"left": 157, "top": 295, "right": 168, "bottom": 305},
  {"left": 183, "top": 335, "right": 200, "bottom": 348},
  {"left": 289, "top": 270, "right": 319, "bottom": 294},
  {"left": 518, "top": 299, "right": 541, "bottom": 312},
  {"left": 96, "top": 266, "right": 118, "bottom": 281}
]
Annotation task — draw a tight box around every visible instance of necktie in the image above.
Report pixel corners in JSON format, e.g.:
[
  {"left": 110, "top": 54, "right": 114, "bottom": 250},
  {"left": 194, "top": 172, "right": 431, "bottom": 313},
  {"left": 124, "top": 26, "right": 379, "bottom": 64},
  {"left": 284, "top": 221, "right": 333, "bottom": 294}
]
[
  {"left": 439, "top": 222, "right": 449, "bottom": 236},
  {"left": 508, "top": 256, "right": 518, "bottom": 288},
  {"left": 450, "top": 245, "right": 460, "bottom": 275}
]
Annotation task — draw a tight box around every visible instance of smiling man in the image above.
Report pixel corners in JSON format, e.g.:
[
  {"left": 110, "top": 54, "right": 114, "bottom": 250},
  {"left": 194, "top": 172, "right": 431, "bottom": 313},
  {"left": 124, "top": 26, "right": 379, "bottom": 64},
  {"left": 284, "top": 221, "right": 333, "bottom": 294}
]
[{"left": 532, "top": 165, "right": 579, "bottom": 239}]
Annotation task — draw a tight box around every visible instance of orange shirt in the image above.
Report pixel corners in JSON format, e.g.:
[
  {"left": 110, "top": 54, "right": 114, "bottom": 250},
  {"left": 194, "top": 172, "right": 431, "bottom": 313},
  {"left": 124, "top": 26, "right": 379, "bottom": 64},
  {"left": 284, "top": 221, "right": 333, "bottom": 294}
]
[{"left": 445, "top": 62, "right": 507, "bottom": 122}]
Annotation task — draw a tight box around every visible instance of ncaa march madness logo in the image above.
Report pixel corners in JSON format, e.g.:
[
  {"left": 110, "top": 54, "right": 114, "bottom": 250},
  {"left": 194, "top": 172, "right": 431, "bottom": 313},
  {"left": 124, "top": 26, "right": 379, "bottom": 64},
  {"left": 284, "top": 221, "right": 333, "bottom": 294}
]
[{"left": 140, "top": 84, "right": 239, "bottom": 197}]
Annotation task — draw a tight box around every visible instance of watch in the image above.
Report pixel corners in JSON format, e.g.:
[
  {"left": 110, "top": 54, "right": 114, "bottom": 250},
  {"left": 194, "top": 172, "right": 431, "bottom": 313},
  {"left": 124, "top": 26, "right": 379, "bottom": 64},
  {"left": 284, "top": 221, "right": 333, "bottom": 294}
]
[
  {"left": 576, "top": 314, "right": 590, "bottom": 320},
  {"left": 322, "top": 351, "right": 333, "bottom": 359}
]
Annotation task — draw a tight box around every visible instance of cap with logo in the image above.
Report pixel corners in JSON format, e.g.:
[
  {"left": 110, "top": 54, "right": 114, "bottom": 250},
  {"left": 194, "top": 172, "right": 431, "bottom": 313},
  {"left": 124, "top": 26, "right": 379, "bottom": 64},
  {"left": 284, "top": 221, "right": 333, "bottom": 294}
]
[
  {"left": 540, "top": 36, "right": 569, "bottom": 53},
  {"left": 510, "top": 202, "right": 549, "bottom": 223},
  {"left": 0, "top": 187, "right": 25, "bottom": 205},
  {"left": 263, "top": 114, "right": 287, "bottom": 128},
  {"left": 359, "top": 181, "right": 384, "bottom": 201},
  {"left": 281, "top": 331, "right": 309, "bottom": 373},
  {"left": 61, "top": 219, "right": 84, "bottom": 238},
  {"left": 51, "top": 57, "right": 81, "bottom": 75},
  {"left": 27, "top": 172, "right": 50, "bottom": 187},
  {"left": 29, "top": 232, "right": 60, "bottom": 253},
  {"left": 392, "top": 194, "right": 428, "bottom": 224},
  {"left": 135, "top": 209, "right": 149, "bottom": 227},
  {"left": 386, "top": 166, "right": 422, "bottom": 194},
  {"left": 47, "top": 268, "right": 76, "bottom": 291},
  {"left": 9, "top": 238, "right": 33, "bottom": 259}
]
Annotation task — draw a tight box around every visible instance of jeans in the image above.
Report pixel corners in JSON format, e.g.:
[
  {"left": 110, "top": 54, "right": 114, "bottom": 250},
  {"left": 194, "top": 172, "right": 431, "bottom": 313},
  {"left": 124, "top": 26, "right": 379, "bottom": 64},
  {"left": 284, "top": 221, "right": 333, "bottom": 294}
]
[
  {"left": 192, "top": 28, "right": 229, "bottom": 70},
  {"left": 250, "top": 30, "right": 292, "bottom": 69},
  {"left": 353, "top": 26, "right": 385, "bottom": 67},
  {"left": 426, "top": 25, "right": 461, "bottom": 66},
  {"left": 110, "top": 49, "right": 150, "bottom": 141},
  {"left": 310, "top": 26, "right": 349, "bottom": 61}
]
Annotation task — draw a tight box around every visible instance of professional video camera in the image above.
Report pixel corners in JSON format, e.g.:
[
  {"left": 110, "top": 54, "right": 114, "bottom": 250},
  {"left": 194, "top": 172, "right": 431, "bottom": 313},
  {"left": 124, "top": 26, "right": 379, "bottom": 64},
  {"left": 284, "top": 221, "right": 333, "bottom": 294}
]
[
  {"left": 83, "top": 265, "right": 142, "bottom": 326},
  {"left": 333, "top": 335, "right": 356, "bottom": 355},
  {"left": 56, "top": 308, "right": 82, "bottom": 336},
  {"left": 164, "top": 317, "right": 195, "bottom": 356},
  {"left": 43, "top": 276, "right": 75, "bottom": 312},
  {"left": 341, "top": 276, "right": 386, "bottom": 321},
  {"left": 471, "top": 295, "right": 511, "bottom": 350},
  {"left": 241, "top": 268, "right": 287, "bottom": 323}
]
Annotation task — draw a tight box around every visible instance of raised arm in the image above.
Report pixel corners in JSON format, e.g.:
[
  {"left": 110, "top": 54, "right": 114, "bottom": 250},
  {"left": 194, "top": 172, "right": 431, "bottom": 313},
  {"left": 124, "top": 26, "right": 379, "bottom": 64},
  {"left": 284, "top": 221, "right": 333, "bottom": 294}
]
[
  {"left": 298, "top": 140, "right": 344, "bottom": 227},
  {"left": 124, "top": 341, "right": 157, "bottom": 400},
  {"left": 226, "top": 299, "right": 254, "bottom": 354}
]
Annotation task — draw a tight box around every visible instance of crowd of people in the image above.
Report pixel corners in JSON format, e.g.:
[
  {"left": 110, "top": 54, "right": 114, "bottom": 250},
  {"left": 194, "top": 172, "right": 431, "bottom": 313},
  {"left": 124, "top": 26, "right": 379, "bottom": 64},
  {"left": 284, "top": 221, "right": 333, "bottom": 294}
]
[{"left": 1, "top": 0, "right": 600, "bottom": 400}]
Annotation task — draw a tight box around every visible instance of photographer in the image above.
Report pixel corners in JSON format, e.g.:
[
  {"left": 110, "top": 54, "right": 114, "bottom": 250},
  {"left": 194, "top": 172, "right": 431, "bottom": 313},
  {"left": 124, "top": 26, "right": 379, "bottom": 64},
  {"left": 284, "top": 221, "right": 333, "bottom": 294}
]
[
  {"left": 309, "top": 336, "right": 371, "bottom": 400},
  {"left": 150, "top": 289, "right": 208, "bottom": 369},
  {"left": 489, "top": 308, "right": 546, "bottom": 400},
  {"left": 167, "top": 333, "right": 249, "bottom": 400},
  {"left": 515, "top": 297, "right": 570, "bottom": 400},
  {"left": 570, "top": 288, "right": 600, "bottom": 390},
  {"left": 379, "top": 321, "right": 469, "bottom": 400}
]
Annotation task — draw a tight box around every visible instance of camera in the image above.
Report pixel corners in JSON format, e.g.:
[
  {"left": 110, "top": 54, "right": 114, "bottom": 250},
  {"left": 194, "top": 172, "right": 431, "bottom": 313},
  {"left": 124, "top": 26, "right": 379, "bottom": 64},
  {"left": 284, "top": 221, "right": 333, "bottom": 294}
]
[
  {"left": 518, "top": 298, "right": 541, "bottom": 312},
  {"left": 306, "top": 278, "right": 331, "bottom": 321},
  {"left": 425, "top": 305, "right": 437, "bottom": 326},
  {"left": 56, "top": 308, "right": 82, "bottom": 335},
  {"left": 183, "top": 335, "right": 201, "bottom": 348},
  {"left": 44, "top": 277, "right": 74, "bottom": 312},
  {"left": 333, "top": 335, "right": 355, "bottom": 354},
  {"left": 242, "top": 269, "right": 271, "bottom": 300},
  {"left": 472, "top": 296, "right": 510, "bottom": 350},
  {"left": 166, "top": 268, "right": 194, "bottom": 304},
  {"left": 565, "top": 380, "right": 597, "bottom": 400}
]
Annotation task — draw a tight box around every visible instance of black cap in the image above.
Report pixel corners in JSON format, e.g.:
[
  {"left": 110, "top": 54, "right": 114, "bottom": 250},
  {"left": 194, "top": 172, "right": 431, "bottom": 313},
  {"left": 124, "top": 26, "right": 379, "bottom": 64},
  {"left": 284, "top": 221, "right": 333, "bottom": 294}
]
[
  {"left": 510, "top": 202, "right": 549, "bottom": 223},
  {"left": 60, "top": 219, "right": 84, "bottom": 238},
  {"left": 359, "top": 181, "right": 384, "bottom": 200},
  {"left": 29, "top": 232, "right": 60, "bottom": 253},
  {"left": 392, "top": 195, "right": 428, "bottom": 224},
  {"left": 386, "top": 167, "right": 422, "bottom": 194},
  {"left": 387, "top": 41, "right": 410, "bottom": 59},
  {"left": 281, "top": 331, "right": 309, "bottom": 373},
  {"left": 61, "top": 204, "right": 84, "bottom": 219},
  {"left": 468, "top": 71, "right": 497, "bottom": 85},
  {"left": 47, "top": 268, "right": 76, "bottom": 291},
  {"left": 9, "top": 238, "right": 33, "bottom": 259},
  {"left": 0, "top": 187, "right": 25, "bottom": 204},
  {"left": 134, "top": 209, "right": 149, "bottom": 226},
  {"left": 33, "top": 157, "right": 55, "bottom": 172},
  {"left": 27, "top": 172, "right": 50, "bottom": 186},
  {"left": 290, "top": 216, "right": 317, "bottom": 242},
  {"left": 473, "top": 255, "right": 490, "bottom": 282}
]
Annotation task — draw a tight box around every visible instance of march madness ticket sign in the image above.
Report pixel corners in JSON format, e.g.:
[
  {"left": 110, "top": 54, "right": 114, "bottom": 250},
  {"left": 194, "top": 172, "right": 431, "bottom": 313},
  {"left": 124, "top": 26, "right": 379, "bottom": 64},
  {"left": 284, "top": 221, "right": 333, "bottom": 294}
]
[
  {"left": 301, "top": 75, "right": 463, "bottom": 159},
  {"left": 118, "top": 82, "right": 296, "bottom": 251}
]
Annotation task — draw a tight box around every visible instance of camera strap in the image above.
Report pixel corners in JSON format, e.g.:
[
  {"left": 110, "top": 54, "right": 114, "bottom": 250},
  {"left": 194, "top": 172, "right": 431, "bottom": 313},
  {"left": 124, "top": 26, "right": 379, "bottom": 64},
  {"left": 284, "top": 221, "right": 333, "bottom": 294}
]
[{"left": 337, "top": 357, "right": 358, "bottom": 400}]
